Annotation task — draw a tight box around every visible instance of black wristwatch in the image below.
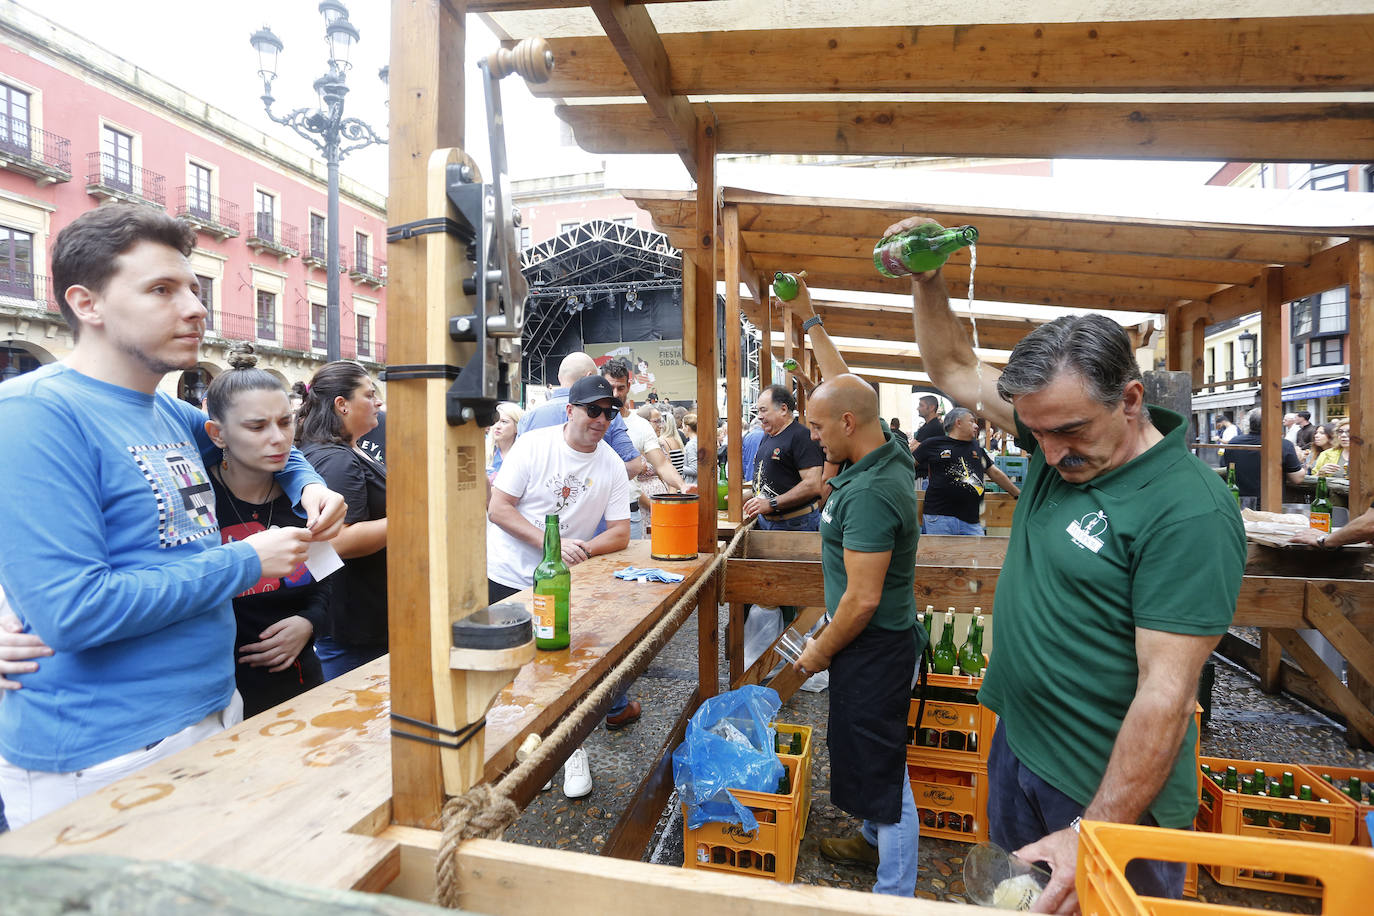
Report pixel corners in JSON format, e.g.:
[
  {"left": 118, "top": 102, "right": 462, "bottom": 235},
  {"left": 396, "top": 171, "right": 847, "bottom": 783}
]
[
  {"left": 769, "top": 496, "right": 779, "bottom": 513},
  {"left": 801, "top": 315, "right": 823, "bottom": 332}
]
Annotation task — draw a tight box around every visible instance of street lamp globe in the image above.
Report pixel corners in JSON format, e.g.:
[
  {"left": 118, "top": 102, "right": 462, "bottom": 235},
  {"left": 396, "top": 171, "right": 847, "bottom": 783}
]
[
  {"left": 318, "top": 0, "right": 349, "bottom": 27},
  {"left": 325, "top": 16, "right": 361, "bottom": 72},
  {"left": 249, "top": 26, "right": 283, "bottom": 91}
]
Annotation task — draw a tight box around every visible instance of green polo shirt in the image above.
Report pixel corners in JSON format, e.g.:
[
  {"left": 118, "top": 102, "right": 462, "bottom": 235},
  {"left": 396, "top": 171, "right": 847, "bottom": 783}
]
[
  {"left": 819, "top": 428, "right": 921, "bottom": 635},
  {"left": 979, "top": 406, "right": 1246, "bottom": 828}
]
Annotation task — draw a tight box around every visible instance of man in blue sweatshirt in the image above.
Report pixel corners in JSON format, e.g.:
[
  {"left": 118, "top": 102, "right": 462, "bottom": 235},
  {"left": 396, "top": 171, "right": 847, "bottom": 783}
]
[{"left": 0, "top": 205, "right": 346, "bottom": 830}]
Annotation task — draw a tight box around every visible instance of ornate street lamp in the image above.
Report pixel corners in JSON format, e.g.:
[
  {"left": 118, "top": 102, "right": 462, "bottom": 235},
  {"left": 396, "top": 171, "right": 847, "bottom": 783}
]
[
  {"left": 1238, "top": 328, "right": 1259, "bottom": 376},
  {"left": 249, "top": 2, "right": 386, "bottom": 362}
]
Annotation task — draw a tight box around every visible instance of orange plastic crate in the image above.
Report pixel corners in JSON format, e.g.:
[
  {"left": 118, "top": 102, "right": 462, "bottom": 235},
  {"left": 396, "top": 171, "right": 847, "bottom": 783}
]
[
  {"left": 1078, "top": 820, "right": 1374, "bottom": 915},
  {"left": 683, "top": 754, "right": 808, "bottom": 882},
  {"left": 908, "top": 760, "right": 988, "bottom": 843},
  {"left": 1196, "top": 755, "right": 1355, "bottom": 895},
  {"left": 773, "top": 722, "right": 813, "bottom": 839},
  {"left": 906, "top": 672, "right": 997, "bottom": 769},
  {"left": 1297, "top": 763, "right": 1374, "bottom": 846}
]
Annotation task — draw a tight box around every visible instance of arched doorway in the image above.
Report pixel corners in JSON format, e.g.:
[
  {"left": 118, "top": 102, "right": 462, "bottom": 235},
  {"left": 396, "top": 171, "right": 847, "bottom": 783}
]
[
  {"left": 177, "top": 363, "right": 219, "bottom": 406},
  {"left": 0, "top": 342, "right": 44, "bottom": 381}
]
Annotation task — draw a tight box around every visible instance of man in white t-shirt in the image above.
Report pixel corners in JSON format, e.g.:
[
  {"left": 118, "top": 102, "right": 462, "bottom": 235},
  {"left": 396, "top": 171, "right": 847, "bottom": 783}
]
[{"left": 486, "top": 374, "right": 634, "bottom": 799}]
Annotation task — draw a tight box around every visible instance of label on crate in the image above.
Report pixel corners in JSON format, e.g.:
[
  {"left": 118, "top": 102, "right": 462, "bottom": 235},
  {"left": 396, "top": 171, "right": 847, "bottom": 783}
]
[
  {"left": 918, "top": 786, "right": 958, "bottom": 808},
  {"left": 723, "top": 823, "right": 760, "bottom": 844}
]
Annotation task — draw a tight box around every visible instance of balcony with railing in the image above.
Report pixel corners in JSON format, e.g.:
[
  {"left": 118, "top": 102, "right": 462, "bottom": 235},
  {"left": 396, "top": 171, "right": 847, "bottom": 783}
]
[
  {"left": 85, "top": 152, "right": 165, "bottom": 208},
  {"left": 0, "top": 118, "right": 71, "bottom": 185},
  {"left": 209, "top": 310, "right": 384, "bottom": 364},
  {"left": 304, "top": 239, "right": 346, "bottom": 273},
  {"left": 347, "top": 249, "right": 386, "bottom": 288},
  {"left": 0, "top": 270, "right": 59, "bottom": 312},
  {"left": 174, "top": 187, "right": 240, "bottom": 240},
  {"left": 245, "top": 214, "right": 300, "bottom": 261}
]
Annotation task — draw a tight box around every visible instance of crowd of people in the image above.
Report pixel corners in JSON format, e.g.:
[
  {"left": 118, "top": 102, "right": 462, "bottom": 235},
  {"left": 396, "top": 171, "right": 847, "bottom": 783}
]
[{"left": 0, "top": 205, "right": 1364, "bottom": 910}]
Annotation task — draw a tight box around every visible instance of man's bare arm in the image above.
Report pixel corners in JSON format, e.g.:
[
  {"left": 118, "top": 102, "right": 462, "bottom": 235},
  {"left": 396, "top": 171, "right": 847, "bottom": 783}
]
[
  {"left": 644, "top": 446, "right": 689, "bottom": 492},
  {"left": 795, "top": 548, "right": 892, "bottom": 675},
  {"left": 487, "top": 488, "right": 544, "bottom": 551},
  {"left": 792, "top": 279, "right": 850, "bottom": 381},
  {"left": 986, "top": 464, "right": 1021, "bottom": 498}
]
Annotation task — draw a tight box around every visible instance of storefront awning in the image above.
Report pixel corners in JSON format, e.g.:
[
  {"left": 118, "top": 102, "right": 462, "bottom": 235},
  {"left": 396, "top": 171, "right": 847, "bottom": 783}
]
[
  {"left": 1282, "top": 377, "right": 1349, "bottom": 401},
  {"left": 1191, "top": 387, "right": 1259, "bottom": 411}
]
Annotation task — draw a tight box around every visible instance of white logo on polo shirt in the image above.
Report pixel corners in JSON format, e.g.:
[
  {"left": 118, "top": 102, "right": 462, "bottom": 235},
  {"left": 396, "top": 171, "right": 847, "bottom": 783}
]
[{"left": 1067, "top": 510, "right": 1109, "bottom": 553}]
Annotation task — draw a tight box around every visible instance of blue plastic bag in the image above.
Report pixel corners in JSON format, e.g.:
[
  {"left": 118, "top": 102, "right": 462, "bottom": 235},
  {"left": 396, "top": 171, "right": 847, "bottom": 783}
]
[{"left": 672, "top": 685, "right": 784, "bottom": 832}]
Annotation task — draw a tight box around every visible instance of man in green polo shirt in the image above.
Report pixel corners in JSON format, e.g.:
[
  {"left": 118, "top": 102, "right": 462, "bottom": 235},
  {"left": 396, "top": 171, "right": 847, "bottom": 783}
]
[
  {"left": 893, "top": 217, "right": 1245, "bottom": 911},
  {"left": 793, "top": 374, "right": 922, "bottom": 897}
]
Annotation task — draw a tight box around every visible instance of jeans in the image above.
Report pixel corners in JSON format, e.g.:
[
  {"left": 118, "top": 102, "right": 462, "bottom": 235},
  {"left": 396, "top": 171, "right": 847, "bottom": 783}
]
[
  {"left": 629, "top": 506, "right": 643, "bottom": 541},
  {"left": 315, "top": 637, "right": 387, "bottom": 682},
  {"left": 988, "top": 722, "right": 1186, "bottom": 899},
  {"left": 923, "top": 514, "right": 984, "bottom": 536},
  {"left": 757, "top": 508, "right": 820, "bottom": 533},
  {"left": 860, "top": 772, "right": 921, "bottom": 896}
]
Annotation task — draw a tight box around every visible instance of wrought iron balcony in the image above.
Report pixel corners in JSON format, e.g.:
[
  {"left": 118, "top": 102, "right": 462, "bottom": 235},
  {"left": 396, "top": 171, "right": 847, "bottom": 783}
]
[
  {"left": 0, "top": 270, "right": 58, "bottom": 312},
  {"left": 347, "top": 250, "right": 386, "bottom": 287},
  {"left": 245, "top": 214, "right": 300, "bottom": 260},
  {"left": 303, "top": 240, "right": 345, "bottom": 272},
  {"left": 0, "top": 118, "right": 71, "bottom": 184},
  {"left": 174, "top": 188, "right": 240, "bottom": 239},
  {"left": 85, "top": 152, "right": 165, "bottom": 208}
]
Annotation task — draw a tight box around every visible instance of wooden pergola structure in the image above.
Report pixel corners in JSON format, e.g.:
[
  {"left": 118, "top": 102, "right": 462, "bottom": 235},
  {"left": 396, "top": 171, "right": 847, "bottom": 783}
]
[{"left": 5, "top": 4, "right": 1373, "bottom": 913}]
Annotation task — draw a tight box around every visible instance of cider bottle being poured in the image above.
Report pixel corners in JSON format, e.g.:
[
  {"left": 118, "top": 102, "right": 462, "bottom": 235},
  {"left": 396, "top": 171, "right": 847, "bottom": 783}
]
[{"left": 873, "top": 223, "right": 978, "bottom": 278}]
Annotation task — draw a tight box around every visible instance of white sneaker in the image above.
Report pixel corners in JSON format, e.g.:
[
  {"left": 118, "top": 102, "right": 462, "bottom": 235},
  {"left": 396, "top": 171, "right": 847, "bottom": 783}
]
[{"left": 563, "top": 746, "right": 592, "bottom": 798}]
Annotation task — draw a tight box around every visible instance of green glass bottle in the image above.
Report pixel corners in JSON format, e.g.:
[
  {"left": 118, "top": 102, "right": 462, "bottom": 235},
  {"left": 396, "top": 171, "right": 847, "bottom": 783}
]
[
  {"left": 1280, "top": 771, "right": 1296, "bottom": 798},
  {"left": 532, "top": 515, "right": 571, "bottom": 650},
  {"left": 931, "top": 609, "right": 958, "bottom": 675},
  {"left": 873, "top": 223, "right": 979, "bottom": 278},
  {"left": 1298, "top": 785, "right": 1317, "bottom": 832},
  {"left": 1226, "top": 465, "right": 1241, "bottom": 505},
  {"left": 1240, "top": 777, "right": 1257, "bottom": 824},
  {"left": 782, "top": 356, "right": 800, "bottom": 373},
  {"left": 957, "top": 610, "right": 986, "bottom": 677},
  {"left": 716, "top": 461, "right": 729, "bottom": 512},
  {"left": 772, "top": 271, "right": 802, "bottom": 301},
  {"left": 777, "top": 764, "right": 791, "bottom": 796},
  {"left": 1223, "top": 766, "right": 1239, "bottom": 792},
  {"left": 1310, "top": 476, "right": 1332, "bottom": 533},
  {"left": 1346, "top": 776, "right": 1363, "bottom": 802}
]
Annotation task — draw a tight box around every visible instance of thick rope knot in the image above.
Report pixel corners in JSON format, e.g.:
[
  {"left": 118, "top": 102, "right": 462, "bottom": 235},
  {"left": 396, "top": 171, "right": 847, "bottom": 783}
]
[{"left": 435, "top": 784, "right": 520, "bottom": 906}]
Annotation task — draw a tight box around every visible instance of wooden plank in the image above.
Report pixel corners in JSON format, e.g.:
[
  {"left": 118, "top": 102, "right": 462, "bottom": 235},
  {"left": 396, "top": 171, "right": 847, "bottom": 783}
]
[
  {"left": 602, "top": 687, "right": 698, "bottom": 860},
  {"left": 1272, "top": 628, "right": 1374, "bottom": 747},
  {"left": 1349, "top": 240, "right": 1373, "bottom": 516},
  {"left": 451, "top": 837, "right": 979, "bottom": 915},
  {"left": 694, "top": 120, "right": 720, "bottom": 705},
  {"left": 533, "top": 17, "right": 1374, "bottom": 97},
  {"left": 723, "top": 558, "right": 999, "bottom": 609},
  {"left": 681, "top": 249, "right": 697, "bottom": 366},
  {"left": 387, "top": 0, "right": 467, "bottom": 830},
  {"left": 633, "top": 190, "right": 1343, "bottom": 261},
  {"left": 589, "top": 0, "right": 698, "bottom": 181},
  {"left": 559, "top": 100, "right": 1374, "bottom": 163},
  {"left": 1306, "top": 588, "right": 1374, "bottom": 693},
  {"left": 1258, "top": 631, "right": 1283, "bottom": 694},
  {"left": 732, "top": 604, "right": 827, "bottom": 692},
  {"left": 723, "top": 205, "right": 744, "bottom": 522},
  {"left": 1259, "top": 269, "right": 1283, "bottom": 513}
]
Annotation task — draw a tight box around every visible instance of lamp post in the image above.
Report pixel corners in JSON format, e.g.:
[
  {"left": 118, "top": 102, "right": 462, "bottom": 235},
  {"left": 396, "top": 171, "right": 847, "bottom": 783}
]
[
  {"left": 1238, "top": 329, "right": 1259, "bottom": 377},
  {"left": 249, "top": 1, "right": 386, "bottom": 363}
]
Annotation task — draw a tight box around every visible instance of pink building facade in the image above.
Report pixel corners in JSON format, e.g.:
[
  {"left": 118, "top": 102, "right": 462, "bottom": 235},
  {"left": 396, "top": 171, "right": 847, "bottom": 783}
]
[{"left": 0, "top": 5, "right": 387, "bottom": 398}]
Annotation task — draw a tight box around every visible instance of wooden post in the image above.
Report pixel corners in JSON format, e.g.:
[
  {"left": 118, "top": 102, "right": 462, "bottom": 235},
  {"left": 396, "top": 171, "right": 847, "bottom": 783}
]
[
  {"left": 723, "top": 206, "right": 744, "bottom": 523},
  {"left": 1189, "top": 317, "right": 1205, "bottom": 390},
  {"left": 693, "top": 120, "right": 719, "bottom": 701},
  {"left": 758, "top": 278, "right": 774, "bottom": 388},
  {"left": 1259, "top": 268, "right": 1283, "bottom": 512},
  {"left": 792, "top": 312, "right": 808, "bottom": 415},
  {"left": 386, "top": 0, "right": 467, "bottom": 829},
  {"left": 1165, "top": 304, "right": 1185, "bottom": 373},
  {"left": 1345, "top": 238, "right": 1373, "bottom": 745}
]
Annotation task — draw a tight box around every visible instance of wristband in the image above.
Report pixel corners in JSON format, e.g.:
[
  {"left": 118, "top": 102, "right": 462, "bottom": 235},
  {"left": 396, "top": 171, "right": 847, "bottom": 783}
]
[{"left": 801, "top": 314, "right": 823, "bottom": 332}]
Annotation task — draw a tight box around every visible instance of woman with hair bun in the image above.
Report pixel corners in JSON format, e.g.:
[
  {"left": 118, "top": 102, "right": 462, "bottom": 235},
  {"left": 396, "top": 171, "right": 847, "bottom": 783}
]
[
  {"left": 296, "top": 360, "right": 388, "bottom": 680},
  {"left": 204, "top": 343, "right": 329, "bottom": 716}
]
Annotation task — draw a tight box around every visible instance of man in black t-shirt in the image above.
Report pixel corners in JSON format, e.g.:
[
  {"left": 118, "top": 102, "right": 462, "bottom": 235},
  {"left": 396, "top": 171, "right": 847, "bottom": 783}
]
[
  {"left": 743, "top": 384, "right": 825, "bottom": 531},
  {"left": 888, "top": 417, "right": 911, "bottom": 452},
  {"left": 1225, "top": 408, "right": 1306, "bottom": 500},
  {"left": 913, "top": 408, "right": 1021, "bottom": 535},
  {"left": 913, "top": 395, "right": 944, "bottom": 445}
]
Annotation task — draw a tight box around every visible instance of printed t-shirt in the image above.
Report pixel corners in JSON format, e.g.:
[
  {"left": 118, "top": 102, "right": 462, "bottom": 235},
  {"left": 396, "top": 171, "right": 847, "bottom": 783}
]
[
  {"left": 914, "top": 435, "right": 995, "bottom": 524},
  {"left": 752, "top": 419, "right": 825, "bottom": 504}
]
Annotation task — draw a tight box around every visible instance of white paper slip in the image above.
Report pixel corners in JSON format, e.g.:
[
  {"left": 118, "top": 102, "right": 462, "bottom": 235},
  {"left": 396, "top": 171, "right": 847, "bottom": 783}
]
[{"left": 305, "top": 539, "right": 345, "bottom": 580}]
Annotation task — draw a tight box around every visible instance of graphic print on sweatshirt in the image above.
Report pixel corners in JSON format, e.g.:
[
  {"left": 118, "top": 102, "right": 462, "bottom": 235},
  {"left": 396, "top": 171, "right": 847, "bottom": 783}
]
[
  {"left": 220, "top": 517, "right": 315, "bottom": 595},
  {"left": 130, "top": 441, "right": 219, "bottom": 547}
]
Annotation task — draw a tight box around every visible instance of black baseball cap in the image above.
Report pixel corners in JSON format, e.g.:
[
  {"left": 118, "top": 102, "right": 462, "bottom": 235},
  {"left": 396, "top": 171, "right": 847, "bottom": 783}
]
[{"left": 568, "top": 374, "right": 623, "bottom": 407}]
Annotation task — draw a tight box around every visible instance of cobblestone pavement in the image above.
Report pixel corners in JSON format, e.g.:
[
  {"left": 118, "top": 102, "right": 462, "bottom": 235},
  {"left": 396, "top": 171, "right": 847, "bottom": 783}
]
[{"left": 504, "top": 612, "right": 1372, "bottom": 912}]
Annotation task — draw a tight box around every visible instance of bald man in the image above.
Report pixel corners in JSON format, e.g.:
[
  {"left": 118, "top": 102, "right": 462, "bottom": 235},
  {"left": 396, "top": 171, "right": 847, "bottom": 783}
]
[
  {"left": 520, "top": 352, "right": 645, "bottom": 479},
  {"left": 796, "top": 374, "right": 922, "bottom": 897}
]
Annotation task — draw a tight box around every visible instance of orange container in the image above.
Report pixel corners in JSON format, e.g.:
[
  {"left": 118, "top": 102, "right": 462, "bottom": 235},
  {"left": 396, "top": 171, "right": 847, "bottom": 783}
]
[
  {"left": 908, "top": 760, "right": 989, "bottom": 843},
  {"left": 650, "top": 493, "right": 699, "bottom": 560},
  {"left": 683, "top": 756, "right": 805, "bottom": 882},
  {"left": 1297, "top": 763, "right": 1374, "bottom": 846},
  {"left": 1077, "top": 820, "right": 1374, "bottom": 915}
]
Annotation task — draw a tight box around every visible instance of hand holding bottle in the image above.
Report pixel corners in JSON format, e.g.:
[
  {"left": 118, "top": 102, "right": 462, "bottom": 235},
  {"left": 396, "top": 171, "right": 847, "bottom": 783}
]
[
  {"left": 561, "top": 537, "right": 591, "bottom": 566},
  {"left": 244, "top": 526, "right": 312, "bottom": 579},
  {"left": 879, "top": 217, "right": 967, "bottom": 282}
]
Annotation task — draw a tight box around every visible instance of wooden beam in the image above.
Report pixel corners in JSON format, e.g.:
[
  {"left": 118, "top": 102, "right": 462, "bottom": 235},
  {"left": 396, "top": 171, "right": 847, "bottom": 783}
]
[
  {"left": 1259, "top": 268, "right": 1283, "bottom": 512},
  {"left": 637, "top": 194, "right": 1334, "bottom": 265},
  {"left": 559, "top": 100, "right": 1374, "bottom": 163},
  {"left": 589, "top": 0, "right": 698, "bottom": 180},
  {"left": 757, "top": 278, "right": 774, "bottom": 386},
  {"left": 1349, "top": 239, "right": 1373, "bottom": 514},
  {"left": 534, "top": 17, "right": 1374, "bottom": 97},
  {"left": 723, "top": 205, "right": 744, "bottom": 522},
  {"left": 387, "top": 0, "right": 466, "bottom": 830},
  {"left": 693, "top": 120, "right": 719, "bottom": 706},
  {"left": 1273, "top": 628, "right": 1374, "bottom": 747}
]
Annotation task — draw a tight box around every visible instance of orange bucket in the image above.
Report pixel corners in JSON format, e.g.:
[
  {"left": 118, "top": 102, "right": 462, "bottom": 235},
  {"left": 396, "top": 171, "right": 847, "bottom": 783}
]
[{"left": 650, "top": 493, "right": 699, "bottom": 560}]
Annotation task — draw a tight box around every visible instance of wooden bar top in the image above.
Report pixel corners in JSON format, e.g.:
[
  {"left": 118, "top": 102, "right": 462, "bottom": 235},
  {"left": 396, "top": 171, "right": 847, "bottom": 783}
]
[{"left": 0, "top": 540, "right": 711, "bottom": 891}]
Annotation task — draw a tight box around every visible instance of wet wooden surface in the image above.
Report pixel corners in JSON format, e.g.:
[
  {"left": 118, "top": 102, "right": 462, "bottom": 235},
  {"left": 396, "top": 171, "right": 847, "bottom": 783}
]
[{"left": 0, "top": 541, "right": 710, "bottom": 892}]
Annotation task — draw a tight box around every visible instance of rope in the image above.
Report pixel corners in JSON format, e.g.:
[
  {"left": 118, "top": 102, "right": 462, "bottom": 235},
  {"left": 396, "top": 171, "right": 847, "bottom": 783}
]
[{"left": 434, "top": 517, "right": 756, "bottom": 907}]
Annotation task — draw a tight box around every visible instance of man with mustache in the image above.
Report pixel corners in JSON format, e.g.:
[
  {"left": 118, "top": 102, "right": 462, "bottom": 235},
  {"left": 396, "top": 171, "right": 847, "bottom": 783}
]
[{"left": 894, "top": 216, "right": 1245, "bottom": 913}]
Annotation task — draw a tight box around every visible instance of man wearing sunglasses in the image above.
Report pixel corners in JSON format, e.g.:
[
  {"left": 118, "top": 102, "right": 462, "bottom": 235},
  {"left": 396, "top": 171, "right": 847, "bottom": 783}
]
[{"left": 485, "top": 374, "right": 634, "bottom": 798}]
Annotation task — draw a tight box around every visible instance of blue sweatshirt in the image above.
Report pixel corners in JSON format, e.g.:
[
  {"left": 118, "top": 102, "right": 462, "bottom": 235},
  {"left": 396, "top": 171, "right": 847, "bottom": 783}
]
[{"left": 0, "top": 364, "right": 324, "bottom": 772}]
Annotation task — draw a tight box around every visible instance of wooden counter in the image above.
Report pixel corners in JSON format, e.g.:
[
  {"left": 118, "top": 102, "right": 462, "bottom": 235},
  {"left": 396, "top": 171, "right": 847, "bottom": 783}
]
[{"left": 0, "top": 541, "right": 711, "bottom": 892}]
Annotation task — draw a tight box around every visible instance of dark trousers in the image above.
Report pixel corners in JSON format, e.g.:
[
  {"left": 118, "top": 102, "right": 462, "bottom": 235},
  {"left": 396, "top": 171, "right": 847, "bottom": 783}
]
[{"left": 988, "top": 722, "right": 1186, "bottom": 899}]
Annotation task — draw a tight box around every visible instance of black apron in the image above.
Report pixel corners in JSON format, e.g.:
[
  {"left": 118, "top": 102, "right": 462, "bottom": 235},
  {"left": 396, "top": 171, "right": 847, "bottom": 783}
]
[{"left": 827, "top": 624, "right": 918, "bottom": 823}]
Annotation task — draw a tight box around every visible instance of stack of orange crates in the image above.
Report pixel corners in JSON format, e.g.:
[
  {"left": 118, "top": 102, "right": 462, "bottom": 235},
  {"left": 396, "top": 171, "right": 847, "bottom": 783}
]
[
  {"left": 683, "top": 722, "right": 812, "bottom": 882},
  {"left": 906, "top": 671, "right": 997, "bottom": 842},
  {"left": 1195, "top": 754, "right": 1357, "bottom": 895}
]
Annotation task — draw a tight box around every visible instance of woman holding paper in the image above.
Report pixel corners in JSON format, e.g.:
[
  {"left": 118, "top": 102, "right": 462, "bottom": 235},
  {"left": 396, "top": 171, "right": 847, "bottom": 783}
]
[
  {"left": 203, "top": 345, "right": 332, "bottom": 716},
  {"left": 296, "top": 360, "right": 389, "bottom": 680}
]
